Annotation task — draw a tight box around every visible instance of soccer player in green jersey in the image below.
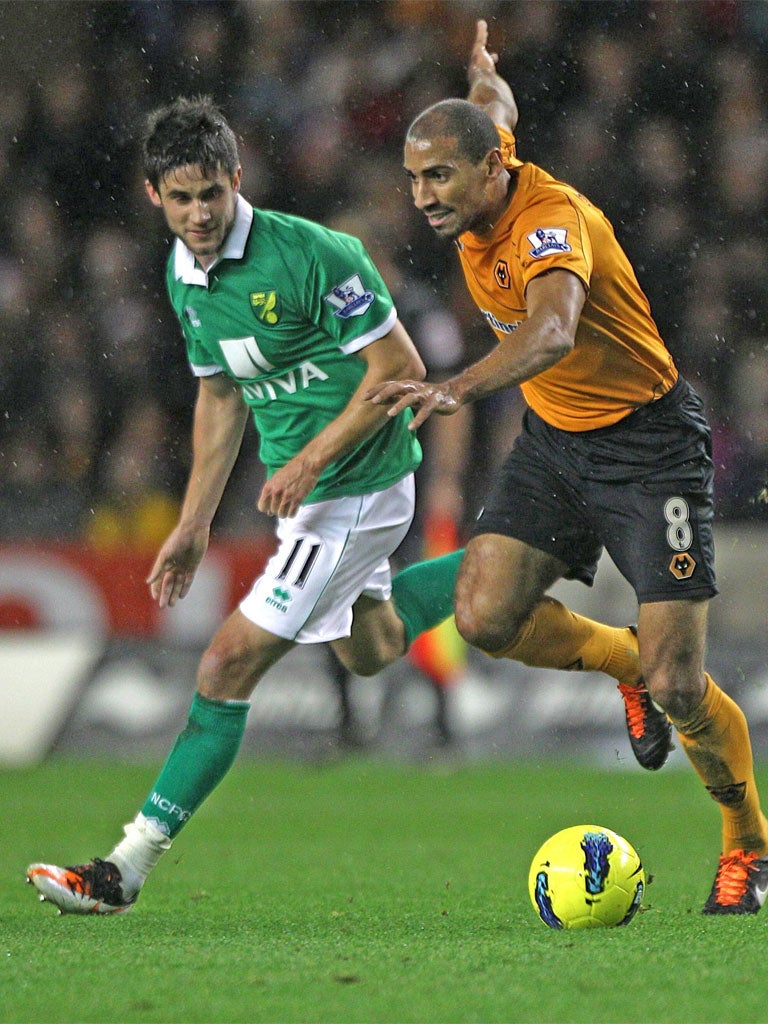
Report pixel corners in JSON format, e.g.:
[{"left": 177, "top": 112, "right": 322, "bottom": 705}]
[
  {"left": 27, "top": 93, "right": 660, "bottom": 915},
  {"left": 25, "top": 96, "right": 463, "bottom": 914}
]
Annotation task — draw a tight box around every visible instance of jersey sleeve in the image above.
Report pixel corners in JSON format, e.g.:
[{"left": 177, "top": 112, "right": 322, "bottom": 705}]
[
  {"left": 303, "top": 227, "right": 397, "bottom": 354},
  {"left": 512, "top": 190, "right": 593, "bottom": 294},
  {"left": 164, "top": 259, "right": 225, "bottom": 377},
  {"left": 188, "top": 349, "right": 224, "bottom": 377},
  {"left": 182, "top": 321, "right": 225, "bottom": 377}
]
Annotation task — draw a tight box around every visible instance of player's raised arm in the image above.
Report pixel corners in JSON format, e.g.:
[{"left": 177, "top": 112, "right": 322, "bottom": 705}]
[{"left": 467, "top": 18, "right": 518, "bottom": 133}]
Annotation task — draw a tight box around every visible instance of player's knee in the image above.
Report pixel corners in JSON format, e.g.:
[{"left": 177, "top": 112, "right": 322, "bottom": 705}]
[
  {"left": 644, "top": 665, "right": 705, "bottom": 721},
  {"left": 335, "top": 651, "right": 376, "bottom": 675},
  {"left": 335, "top": 602, "right": 407, "bottom": 676},
  {"left": 335, "top": 635, "right": 400, "bottom": 677},
  {"left": 197, "top": 639, "right": 253, "bottom": 699},
  {"left": 455, "top": 593, "right": 522, "bottom": 653},
  {"left": 340, "top": 652, "right": 380, "bottom": 677}
]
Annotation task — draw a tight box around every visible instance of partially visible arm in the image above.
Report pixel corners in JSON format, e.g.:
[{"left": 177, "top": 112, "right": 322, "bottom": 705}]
[
  {"left": 366, "top": 270, "right": 586, "bottom": 429},
  {"left": 177, "top": 373, "right": 249, "bottom": 528},
  {"left": 258, "top": 319, "right": 426, "bottom": 519},
  {"left": 467, "top": 18, "right": 518, "bottom": 133},
  {"left": 443, "top": 269, "right": 584, "bottom": 403},
  {"left": 147, "top": 372, "right": 249, "bottom": 607}
]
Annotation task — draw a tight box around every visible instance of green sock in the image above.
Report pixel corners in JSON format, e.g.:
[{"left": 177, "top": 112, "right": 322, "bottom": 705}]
[
  {"left": 391, "top": 549, "right": 464, "bottom": 647},
  {"left": 140, "top": 692, "right": 249, "bottom": 839}
]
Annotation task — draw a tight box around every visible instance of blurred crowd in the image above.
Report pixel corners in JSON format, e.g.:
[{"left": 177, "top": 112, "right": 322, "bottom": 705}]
[{"left": 2, "top": 0, "right": 768, "bottom": 550}]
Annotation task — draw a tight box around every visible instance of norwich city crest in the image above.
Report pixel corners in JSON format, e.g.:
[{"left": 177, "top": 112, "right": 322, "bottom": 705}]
[{"left": 250, "top": 290, "right": 280, "bottom": 325}]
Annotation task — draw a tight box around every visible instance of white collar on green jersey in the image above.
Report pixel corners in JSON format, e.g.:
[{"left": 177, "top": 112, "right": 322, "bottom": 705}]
[{"left": 173, "top": 195, "right": 254, "bottom": 285}]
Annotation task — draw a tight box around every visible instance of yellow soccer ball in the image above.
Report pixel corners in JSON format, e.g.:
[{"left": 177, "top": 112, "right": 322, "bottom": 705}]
[{"left": 528, "top": 824, "right": 645, "bottom": 930}]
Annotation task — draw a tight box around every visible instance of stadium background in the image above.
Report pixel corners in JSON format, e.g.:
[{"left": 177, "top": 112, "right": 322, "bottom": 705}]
[{"left": 1, "top": 0, "right": 768, "bottom": 766}]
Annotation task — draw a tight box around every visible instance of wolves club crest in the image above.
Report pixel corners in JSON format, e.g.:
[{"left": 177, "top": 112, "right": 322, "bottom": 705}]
[{"left": 494, "top": 259, "right": 511, "bottom": 288}]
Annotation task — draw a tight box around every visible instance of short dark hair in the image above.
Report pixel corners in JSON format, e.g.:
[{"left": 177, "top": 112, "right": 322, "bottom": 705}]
[
  {"left": 142, "top": 95, "right": 240, "bottom": 189},
  {"left": 406, "top": 99, "right": 501, "bottom": 164}
]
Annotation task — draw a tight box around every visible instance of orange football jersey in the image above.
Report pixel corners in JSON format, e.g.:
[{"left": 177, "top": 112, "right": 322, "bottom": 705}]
[{"left": 456, "top": 127, "right": 678, "bottom": 431}]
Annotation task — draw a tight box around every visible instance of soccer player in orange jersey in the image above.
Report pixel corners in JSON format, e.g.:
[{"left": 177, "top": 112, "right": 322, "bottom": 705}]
[{"left": 368, "top": 19, "right": 768, "bottom": 914}]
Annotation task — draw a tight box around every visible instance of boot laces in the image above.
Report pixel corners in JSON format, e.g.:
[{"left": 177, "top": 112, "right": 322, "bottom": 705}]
[
  {"left": 713, "top": 849, "right": 759, "bottom": 905},
  {"left": 617, "top": 682, "right": 647, "bottom": 739},
  {"left": 66, "top": 858, "right": 124, "bottom": 902}
]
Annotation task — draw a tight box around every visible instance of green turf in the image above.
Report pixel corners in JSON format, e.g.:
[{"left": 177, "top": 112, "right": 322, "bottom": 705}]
[{"left": 5, "top": 756, "right": 768, "bottom": 1024}]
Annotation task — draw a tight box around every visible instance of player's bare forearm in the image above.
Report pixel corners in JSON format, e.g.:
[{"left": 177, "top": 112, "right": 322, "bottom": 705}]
[
  {"left": 147, "top": 375, "right": 248, "bottom": 607},
  {"left": 256, "top": 397, "right": 399, "bottom": 520},
  {"left": 256, "top": 395, "right": 388, "bottom": 519},
  {"left": 369, "top": 271, "right": 585, "bottom": 429},
  {"left": 178, "top": 374, "right": 249, "bottom": 530},
  {"left": 467, "top": 18, "right": 518, "bottom": 132},
  {"left": 444, "top": 329, "right": 566, "bottom": 406},
  {"left": 258, "top": 322, "right": 425, "bottom": 518},
  {"left": 367, "top": 337, "right": 560, "bottom": 431}
]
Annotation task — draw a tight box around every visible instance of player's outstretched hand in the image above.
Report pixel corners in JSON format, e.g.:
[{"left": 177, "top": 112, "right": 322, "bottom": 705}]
[
  {"left": 469, "top": 18, "right": 499, "bottom": 79},
  {"left": 147, "top": 525, "right": 210, "bottom": 608},
  {"left": 366, "top": 379, "right": 460, "bottom": 430}
]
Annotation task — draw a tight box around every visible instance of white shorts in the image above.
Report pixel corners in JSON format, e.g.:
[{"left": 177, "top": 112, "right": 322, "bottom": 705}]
[{"left": 239, "top": 474, "right": 415, "bottom": 644}]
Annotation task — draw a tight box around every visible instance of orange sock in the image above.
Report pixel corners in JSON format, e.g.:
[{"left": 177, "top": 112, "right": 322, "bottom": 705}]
[
  {"left": 490, "top": 597, "right": 641, "bottom": 686},
  {"left": 673, "top": 674, "right": 768, "bottom": 855}
]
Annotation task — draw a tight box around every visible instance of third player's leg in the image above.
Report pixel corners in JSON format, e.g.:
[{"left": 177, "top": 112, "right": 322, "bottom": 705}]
[{"left": 331, "top": 594, "right": 407, "bottom": 677}]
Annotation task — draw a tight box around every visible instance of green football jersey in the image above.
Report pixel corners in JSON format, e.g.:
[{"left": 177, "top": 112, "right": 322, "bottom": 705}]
[{"left": 165, "top": 198, "right": 422, "bottom": 503}]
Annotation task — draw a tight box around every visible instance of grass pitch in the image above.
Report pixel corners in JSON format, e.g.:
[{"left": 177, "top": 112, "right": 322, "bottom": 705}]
[{"left": 5, "top": 756, "right": 768, "bottom": 1024}]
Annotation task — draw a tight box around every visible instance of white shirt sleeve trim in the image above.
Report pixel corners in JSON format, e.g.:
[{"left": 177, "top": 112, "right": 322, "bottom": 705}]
[
  {"left": 190, "top": 362, "right": 225, "bottom": 377},
  {"left": 339, "top": 306, "right": 398, "bottom": 355}
]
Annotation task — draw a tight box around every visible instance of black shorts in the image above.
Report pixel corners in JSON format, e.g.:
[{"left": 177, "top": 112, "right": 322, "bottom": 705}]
[{"left": 473, "top": 377, "right": 718, "bottom": 603}]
